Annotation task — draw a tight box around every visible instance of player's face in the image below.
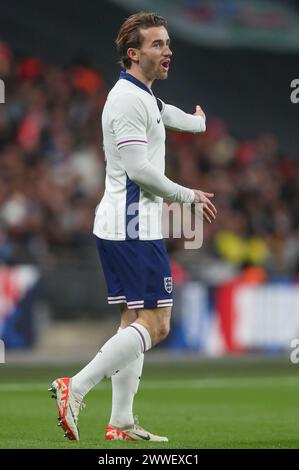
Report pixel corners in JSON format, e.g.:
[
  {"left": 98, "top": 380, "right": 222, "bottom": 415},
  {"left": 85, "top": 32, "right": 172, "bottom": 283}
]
[{"left": 137, "top": 26, "right": 172, "bottom": 81}]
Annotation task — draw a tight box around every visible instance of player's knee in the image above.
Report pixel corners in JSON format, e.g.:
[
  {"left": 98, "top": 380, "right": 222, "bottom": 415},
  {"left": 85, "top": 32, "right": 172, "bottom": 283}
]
[
  {"left": 137, "top": 307, "right": 171, "bottom": 346},
  {"left": 148, "top": 324, "right": 169, "bottom": 346},
  {"left": 157, "top": 322, "right": 170, "bottom": 343}
]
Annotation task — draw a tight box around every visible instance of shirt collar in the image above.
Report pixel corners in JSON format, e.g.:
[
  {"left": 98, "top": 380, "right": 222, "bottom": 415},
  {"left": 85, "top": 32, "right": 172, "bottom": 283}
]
[{"left": 119, "top": 70, "right": 153, "bottom": 96}]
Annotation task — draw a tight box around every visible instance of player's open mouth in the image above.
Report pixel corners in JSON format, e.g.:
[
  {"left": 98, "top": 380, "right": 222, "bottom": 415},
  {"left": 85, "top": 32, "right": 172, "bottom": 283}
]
[{"left": 161, "top": 61, "right": 170, "bottom": 71}]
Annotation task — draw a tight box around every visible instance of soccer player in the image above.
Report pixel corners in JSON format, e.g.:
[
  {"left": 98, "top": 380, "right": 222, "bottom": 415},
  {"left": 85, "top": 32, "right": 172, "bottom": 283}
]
[{"left": 49, "top": 12, "right": 217, "bottom": 442}]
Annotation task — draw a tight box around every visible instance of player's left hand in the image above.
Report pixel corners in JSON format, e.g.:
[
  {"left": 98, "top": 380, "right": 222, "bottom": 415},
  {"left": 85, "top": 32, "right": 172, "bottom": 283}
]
[
  {"left": 191, "top": 190, "right": 217, "bottom": 224},
  {"left": 194, "top": 105, "right": 206, "bottom": 120}
]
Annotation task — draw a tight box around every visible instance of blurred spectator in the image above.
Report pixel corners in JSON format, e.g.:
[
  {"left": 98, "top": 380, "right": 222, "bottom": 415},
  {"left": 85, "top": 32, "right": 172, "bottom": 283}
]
[{"left": 0, "top": 42, "right": 13, "bottom": 78}]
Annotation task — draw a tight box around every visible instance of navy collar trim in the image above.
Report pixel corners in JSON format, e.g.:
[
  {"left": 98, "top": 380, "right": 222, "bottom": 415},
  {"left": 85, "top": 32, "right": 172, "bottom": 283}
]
[{"left": 119, "top": 71, "right": 153, "bottom": 96}]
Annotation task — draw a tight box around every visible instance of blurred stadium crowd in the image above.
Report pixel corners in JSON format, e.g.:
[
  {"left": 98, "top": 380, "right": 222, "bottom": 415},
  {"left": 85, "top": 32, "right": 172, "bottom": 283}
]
[{"left": 0, "top": 41, "right": 298, "bottom": 280}]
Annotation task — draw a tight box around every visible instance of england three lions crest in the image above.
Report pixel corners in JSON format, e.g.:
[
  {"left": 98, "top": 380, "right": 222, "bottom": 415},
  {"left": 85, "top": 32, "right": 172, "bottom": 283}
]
[{"left": 164, "top": 277, "right": 173, "bottom": 294}]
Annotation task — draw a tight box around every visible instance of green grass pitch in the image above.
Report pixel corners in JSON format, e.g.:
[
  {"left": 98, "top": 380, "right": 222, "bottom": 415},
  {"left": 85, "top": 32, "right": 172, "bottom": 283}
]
[{"left": 1, "top": 358, "right": 299, "bottom": 449}]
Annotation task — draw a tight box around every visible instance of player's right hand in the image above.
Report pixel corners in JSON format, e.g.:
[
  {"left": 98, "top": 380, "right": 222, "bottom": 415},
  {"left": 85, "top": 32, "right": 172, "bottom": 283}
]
[{"left": 192, "top": 190, "right": 217, "bottom": 224}]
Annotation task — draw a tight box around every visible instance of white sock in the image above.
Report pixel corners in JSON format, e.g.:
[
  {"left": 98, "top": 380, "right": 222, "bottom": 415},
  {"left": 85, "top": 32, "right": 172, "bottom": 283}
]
[
  {"left": 109, "top": 328, "right": 144, "bottom": 428},
  {"left": 71, "top": 322, "right": 151, "bottom": 400}
]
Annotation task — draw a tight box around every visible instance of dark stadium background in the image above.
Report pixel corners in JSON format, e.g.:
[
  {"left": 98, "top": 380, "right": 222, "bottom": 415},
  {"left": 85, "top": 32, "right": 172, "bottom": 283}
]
[{"left": 0, "top": 0, "right": 298, "bottom": 151}]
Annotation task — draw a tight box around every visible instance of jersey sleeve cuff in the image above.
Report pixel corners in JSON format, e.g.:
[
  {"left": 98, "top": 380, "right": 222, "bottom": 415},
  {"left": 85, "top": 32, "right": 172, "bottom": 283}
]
[{"left": 117, "top": 139, "right": 147, "bottom": 149}]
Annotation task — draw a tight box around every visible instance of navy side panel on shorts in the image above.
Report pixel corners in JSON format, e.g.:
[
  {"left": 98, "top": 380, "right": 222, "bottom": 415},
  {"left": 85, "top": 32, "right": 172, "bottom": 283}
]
[{"left": 95, "top": 236, "right": 173, "bottom": 309}]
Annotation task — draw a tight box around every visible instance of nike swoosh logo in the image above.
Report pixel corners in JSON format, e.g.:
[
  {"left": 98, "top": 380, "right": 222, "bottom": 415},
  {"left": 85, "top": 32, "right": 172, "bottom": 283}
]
[
  {"left": 157, "top": 117, "right": 161, "bottom": 124},
  {"left": 131, "top": 432, "right": 151, "bottom": 441}
]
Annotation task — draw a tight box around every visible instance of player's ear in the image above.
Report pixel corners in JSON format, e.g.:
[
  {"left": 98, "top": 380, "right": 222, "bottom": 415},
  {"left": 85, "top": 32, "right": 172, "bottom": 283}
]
[{"left": 127, "top": 47, "right": 139, "bottom": 64}]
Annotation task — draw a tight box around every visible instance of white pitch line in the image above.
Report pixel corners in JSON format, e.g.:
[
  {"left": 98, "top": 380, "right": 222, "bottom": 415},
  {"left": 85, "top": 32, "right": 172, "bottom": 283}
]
[{"left": 0, "top": 376, "right": 298, "bottom": 392}]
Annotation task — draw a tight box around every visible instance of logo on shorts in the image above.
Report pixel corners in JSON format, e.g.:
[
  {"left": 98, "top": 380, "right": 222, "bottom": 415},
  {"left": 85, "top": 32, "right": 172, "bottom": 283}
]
[{"left": 164, "top": 277, "right": 173, "bottom": 294}]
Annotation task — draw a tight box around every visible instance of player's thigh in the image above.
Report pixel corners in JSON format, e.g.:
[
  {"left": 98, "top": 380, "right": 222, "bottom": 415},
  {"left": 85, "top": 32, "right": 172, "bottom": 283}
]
[
  {"left": 119, "top": 303, "right": 137, "bottom": 328},
  {"left": 137, "top": 306, "right": 172, "bottom": 344}
]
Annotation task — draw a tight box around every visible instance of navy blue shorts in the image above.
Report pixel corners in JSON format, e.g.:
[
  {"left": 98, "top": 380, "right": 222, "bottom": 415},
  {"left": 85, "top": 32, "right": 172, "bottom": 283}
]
[{"left": 95, "top": 236, "right": 173, "bottom": 309}]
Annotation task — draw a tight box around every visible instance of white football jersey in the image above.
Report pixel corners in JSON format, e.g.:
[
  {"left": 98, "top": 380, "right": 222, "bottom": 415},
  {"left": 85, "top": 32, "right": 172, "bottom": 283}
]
[{"left": 93, "top": 72, "right": 166, "bottom": 240}]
